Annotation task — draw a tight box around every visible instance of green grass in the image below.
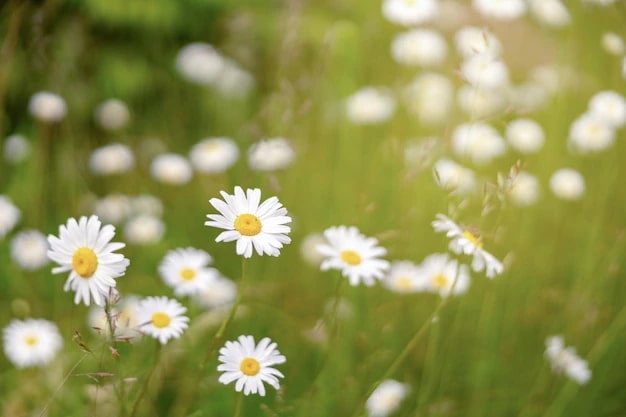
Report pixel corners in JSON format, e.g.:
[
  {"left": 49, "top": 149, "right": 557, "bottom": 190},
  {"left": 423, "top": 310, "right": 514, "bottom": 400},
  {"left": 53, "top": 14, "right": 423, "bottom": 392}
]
[{"left": 1, "top": 0, "right": 626, "bottom": 416}]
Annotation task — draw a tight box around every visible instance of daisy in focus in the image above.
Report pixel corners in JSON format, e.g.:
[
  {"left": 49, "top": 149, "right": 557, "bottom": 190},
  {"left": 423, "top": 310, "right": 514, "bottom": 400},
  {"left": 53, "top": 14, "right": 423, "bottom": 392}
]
[
  {"left": 316, "top": 226, "right": 390, "bottom": 286},
  {"left": 47, "top": 215, "right": 130, "bottom": 306},
  {"left": 545, "top": 335, "right": 591, "bottom": 384},
  {"left": 205, "top": 186, "right": 292, "bottom": 258},
  {"left": 432, "top": 214, "right": 503, "bottom": 278},
  {"left": 217, "top": 335, "right": 286, "bottom": 396},
  {"left": 158, "top": 247, "right": 219, "bottom": 297},
  {"left": 3, "top": 318, "right": 63, "bottom": 368},
  {"left": 137, "top": 296, "right": 189, "bottom": 344}
]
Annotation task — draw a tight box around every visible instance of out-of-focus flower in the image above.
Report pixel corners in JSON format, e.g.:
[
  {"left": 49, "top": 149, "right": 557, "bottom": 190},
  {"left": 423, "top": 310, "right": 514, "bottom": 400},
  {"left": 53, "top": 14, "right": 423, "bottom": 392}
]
[
  {"left": 3, "top": 319, "right": 63, "bottom": 368},
  {"left": 549, "top": 169, "right": 585, "bottom": 201},
  {"left": 88, "top": 296, "right": 140, "bottom": 340},
  {"left": 452, "top": 122, "right": 507, "bottom": 165},
  {"left": 214, "top": 59, "right": 255, "bottom": 98},
  {"left": 94, "top": 99, "right": 130, "bottom": 131},
  {"left": 28, "top": 91, "right": 66, "bottom": 123},
  {"left": 176, "top": 43, "right": 225, "bottom": 86},
  {"left": 507, "top": 171, "right": 540, "bottom": 207},
  {"left": 527, "top": 0, "right": 570, "bottom": 27},
  {"left": 0, "top": 195, "right": 21, "bottom": 239},
  {"left": 131, "top": 194, "right": 163, "bottom": 218},
  {"left": 366, "top": 379, "right": 410, "bottom": 417},
  {"left": 381, "top": 260, "right": 428, "bottom": 294},
  {"left": 94, "top": 194, "right": 132, "bottom": 225},
  {"left": 601, "top": 32, "right": 625, "bottom": 56},
  {"left": 193, "top": 275, "right": 237, "bottom": 310},
  {"left": 300, "top": 233, "right": 328, "bottom": 267},
  {"left": 190, "top": 137, "right": 239, "bottom": 174},
  {"left": 588, "top": 90, "right": 626, "bottom": 129},
  {"left": 461, "top": 54, "right": 509, "bottom": 90},
  {"left": 433, "top": 159, "right": 477, "bottom": 195},
  {"left": 4, "top": 134, "right": 30, "bottom": 164},
  {"left": 568, "top": 113, "right": 615, "bottom": 154},
  {"left": 545, "top": 336, "right": 591, "bottom": 385},
  {"left": 124, "top": 215, "right": 165, "bottom": 245},
  {"left": 248, "top": 138, "right": 295, "bottom": 172},
  {"left": 11, "top": 230, "right": 49, "bottom": 271},
  {"left": 455, "top": 27, "right": 502, "bottom": 58},
  {"left": 472, "top": 0, "right": 526, "bottom": 20},
  {"left": 89, "top": 143, "right": 135, "bottom": 176},
  {"left": 506, "top": 118, "right": 545, "bottom": 154},
  {"left": 420, "top": 253, "right": 470, "bottom": 297},
  {"left": 457, "top": 85, "right": 507, "bottom": 118},
  {"left": 150, "top": 153, "right": 193, "bottom": 185},
  {"left": 382, "top": 0, "right": 438, "bottom": 26},
  {"left": 404, "top": 73, "right": 454, "bottom": 126},
  {"left": 391, "top": 29, "right": 448, "bottom": 67},
  {"left": 346, "top": 87, "right": 395, "bottom": 125}
]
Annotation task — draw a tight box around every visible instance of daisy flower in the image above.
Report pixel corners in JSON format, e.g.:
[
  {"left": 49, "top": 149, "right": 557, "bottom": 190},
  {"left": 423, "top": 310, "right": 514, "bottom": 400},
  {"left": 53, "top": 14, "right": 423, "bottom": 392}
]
[
  {"left": 316, "top": 226, "right": 390, "bottom": 286},
  {"left": 545, "top": 336, "right": 591, "bottom": 385},
  {"left": 47, "top": 215, "right": 130, "bottom": 306},
  {"left": 158, "top": 247, "right": 218, "bottom": 297},
  {"left": 432, "top": 214, "right": 503, "bottom": 278},
  {"left": 205, "top": 186, "right": 292, "bottom": 258},
  {"left": 3, "top": 319, "right": 63, "bottom": 368},
  {"left": 419, "top": 253, "right": 470, "bottom": 298},
  {"left": 0, "top": 195, "right": 21, "bottom": 239},
  {"left": 217, "top": 335, "right": 286, "bottom": 396},
  {"left": 366, "top": 379, "right": 410, "bottom": 417},
  {"left": 381, "top": 260, "right": 428, "bottom": 294},
  {"left": 11, "top": 229, "right": 49, "bottom": 271},
  {"left": 137, "top": 296, "right": 189, "bottom": 344}
]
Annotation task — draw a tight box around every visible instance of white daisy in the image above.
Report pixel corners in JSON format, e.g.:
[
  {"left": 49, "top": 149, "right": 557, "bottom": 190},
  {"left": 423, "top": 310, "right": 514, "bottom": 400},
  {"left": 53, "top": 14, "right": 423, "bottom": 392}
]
[
  {"left": 192, "top": 275, "right": 238, "bottom": 310},
  {"left": 217, "top": 335, "right": 286, "bottom": 396},
  {"left": 473, "top": 0, "right": 526, "bottom": 20},
  {"left": 545, "top": 336, "right": 591, "bottom": 385},
  {"left": 150, "top": 153, "right": 193, "bottom": 185},
  {"left": 247, "top": 137, "right": 295, "bottom": 172},
  {"left": 568, "top": 112, "right": 615, "bottom": 153},
  {"left": 506, "top": 118, "right": 545, "bottom": 154},
  {"left": 3, "top": 318, "right": 63, "bottom": 368},
  {"left": 137, "top": 296, "right": 189, "bottom": 345},
  {"left": 89, "top": 143, "right": 135, "bottom": 176},
  {"left": 346, "top": 87, "right": 396, "bottom": 125},
  {"left": 158, "top": 247, "right": 218, "bottom": 297},
  {"left": 391, "top": 29, "right": 448, "bottom": 68},
  {"left": 316, "top": 226, "right": 390, "bottom": 286},
  {"left": 460, "top": 54, "right": 510, "bottom": 90},
  {"left": 508, "top": 171, "right": 540, "bottom": 207},
  {"left": 88, "top": 295, "right": 140, "bottom": 340},
  {"left": 11, "top": 229, "right": 50, "bottom": 271},
  {"left": 124, "top": 215, "right": 165, "bottom": 245},
  {"left": 432, "top": 214, "right": 503, "bottom": 278},
  {"left": 4, "top": 134, "right": 30, "bottom": 164},
  {"left": 28, "top": 91, "right": 67, "bottom": 123},
  {"left": 366, "top": 379, "right": 410, "bottom": 417},
  {"left": 205, "top": 186, "right": 292, "bottom": 258},
  {"left": 47, "top": 215, "right": 130, "bottom": 306},
  {"left": 94, "top": 99, "right": 130, "bottom": 131},
  {"left": 588, "top": 90, "right": 626, "bottom": 129},
  {"left": 189, "top": 137, "right": 240, "bottom": 174},
  {"left": 420, "top": 253, "right": 470, "bottom": 298},
  {"left": 454, "top": 26, "right": 502, "bottom": 59},
  {"left": 176, "top": 42, "right": 225, "bottom": 86},
  {"left": 433, "top": 158, "right": 477, "bottom": 196},
  {"left": 549, "top": 169, "right": 585, "bottom": 201},
  {"left": 0, "top": 195, "right": 21, "bottom": 239},
  {"left": 403, "top": 72, "right": 454, "bottom": 126},
  {"left": 382, "top": 0, "right": 438, "bottom": 26},
  {"left": 94, "top": 194, "right": 132, "bottom": 225},
  {"left": 381, "top": 260, "right": 428, "bottom": 294}
]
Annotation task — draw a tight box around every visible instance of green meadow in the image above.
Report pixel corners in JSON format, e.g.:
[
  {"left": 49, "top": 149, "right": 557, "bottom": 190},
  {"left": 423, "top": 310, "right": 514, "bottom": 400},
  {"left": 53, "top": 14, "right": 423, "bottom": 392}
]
[{"left": 1, "top": 0, "right": 625, "bottom": 416}]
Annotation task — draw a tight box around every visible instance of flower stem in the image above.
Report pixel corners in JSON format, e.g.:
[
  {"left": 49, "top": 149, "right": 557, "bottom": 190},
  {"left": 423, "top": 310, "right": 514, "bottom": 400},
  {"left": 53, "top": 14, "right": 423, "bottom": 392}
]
[
  {"left": 129, "top": 340, "right": 161, "bottom": 417},
  {"left": 233, "top": 391, "right": 244, "bottom": 417}
]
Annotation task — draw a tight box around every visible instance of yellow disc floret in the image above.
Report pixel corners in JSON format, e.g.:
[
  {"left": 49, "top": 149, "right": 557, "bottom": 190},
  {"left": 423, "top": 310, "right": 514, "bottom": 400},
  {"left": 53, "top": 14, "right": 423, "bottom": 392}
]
[
  {"left": 462, "top": 230, "right": 483, "bottom": 249},
  {"left": 340, "top": 250, "right": 362, "bottom": 266},
  {"left": 72, "top": 247, "right": 98, "bottom": 278},
  {"left": 180, "top": 268, "right": 196, "bottom": 281},
  {"left": 24, "top": 335, "right": 38, "bottom": 346},
  {"left": 234, "top": 214, "right": 262, "bottom": 236},
  {"left": 151, "top": 312, "right": 171, "bottom": 328},
  {"left": 433, "top": 274, "right": 449, "bottom": 289},
  {"left": 240, "top": 357, "right": 261, "bottom": 376}
]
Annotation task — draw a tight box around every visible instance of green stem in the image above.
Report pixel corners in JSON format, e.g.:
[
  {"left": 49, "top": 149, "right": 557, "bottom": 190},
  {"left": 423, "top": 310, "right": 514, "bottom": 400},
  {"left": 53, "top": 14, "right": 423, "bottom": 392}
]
[
  {"left": 233, "top": 391, "right": 244, "bottom": 417},
  {"left": 129, "top": 340, "right": 161, "bottom": 417},
  {"left": 39, "top": 353, "right": 90, "bottom": 417}
]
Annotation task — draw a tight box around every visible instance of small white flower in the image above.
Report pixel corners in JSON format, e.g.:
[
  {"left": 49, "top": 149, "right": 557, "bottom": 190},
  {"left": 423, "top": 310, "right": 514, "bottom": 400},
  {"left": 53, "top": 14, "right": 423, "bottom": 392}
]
[
  {"left": 455, "top": 26, "right": 502, "bottom": 59},
  {"left": 124, "top": 215, "right": 165, "bottom": 245},
  {"left": 366, "top": 379, "right": 410, "bottom": 417},
  {"left": 403, "top": 73, "right": 454, "bottom": 126},
  {"left": 94, "top": 194, "right": 132, "bottom": 225},
  {"left": 300, "top": 233, "right": 328, "bottom": 267},
  {"left": 4, "top": 134, "right": 30, "bottom": 164},
  {"left": 507, "top": 171, "right": 540, "bottom": 207},
  {"left": 248, "top": 138, "right": 295, "bottom": 172},
  {"left": 131, "top": 194, "right": 163, "bottom": 217},
  {"left": 549, "top": 169, "right": 585, "bottom": 201},
  {"left": 28, "top": 91, "right": 67, "bottom": 122},
  {"left": 346, "top": 87, "right": 395, "bottom": 125},
  {"left": 381, "top": 260, "right": 428, "bottom": 294},
  {"left": 601, "top": 32, "right": 625, "bottom": 56},
  {"left": 47, "top": 215, "right": 130, "bottom": 306},
  {"left": 3, "top": 319, "right": 63, "bottom": 368},
  {"left": 457, "top": 85, "right": 507, "bottom": 118},
  {"left": 158, "top": 247, "right": 218, "bottom": 297},
  {"left": 89, "top": 143, "right": 135, "bottom": 176},
  {"left": 11, "top": 230, "right": 49, "bottom": 271},
  {"left": 88, "top": 296, "right": 140, "bottom": 340},
  {"left": 588, "top": 90, "right": 626, "bottom": 129},
  {"left": 452, "top": 122, "right": 507, "bottom": 165},
  {"left": 316, "top": 225, "right": 390, "bottom": 286},
  {"left": 506, "top": 118, "right": 545, "bottom": 154},
  {"left": 433, "top": 158, "right": 477, "bottom": 195},
  {"left": 545, "top": 336, "right": 591, "bottom": 385},
  {"left": 420, "top": 253, "right": 470, "bottom": 297},
  {"left": 94, "top": 99, "right": 130, "bottom": 131},
  {"left": 0, "top": 195, "right": 21, "bottom": 239},
  {"left": 205, "top": 186, "right": 292, "bottom": 258},
  {"left": 214, "top": 59, "right": 255, "bottom": 98},
  {"left": 192, "top": 275, "right": 237, "bottom": 310},
  {"left": 461, "top": 54, "right": 509, "bottom": 90},
  {"left": 137, "top": 296, "right": 189, "bottom": 344},
  {"left": 432, "top": 214, "right": 503, "bottom": 278},
  {"left": 189, "top": 137, "right": 239, "bottom": 174},
  {"left": 382, "top": 0, "right": 438, "bottom": 26},
  {"left": 391, "top": 29, "right": 448, "bottom": 68},
  {"left": 176, "top": 43, "right": 225, "bottom": 86},
  {"left": 509, "top": 82, "right": 550, "bottom": 113},
  {"left": 218, "top": 335, "right": 286, "bottom": 396},
  {"left": 150, "top": 153, "right": 193, "bottom": 185},
  {"left": 527, "top": 0, "right": 570, "bottom": 27},
  {"left": 568, "top": 113, "right": 615, "bottom": 154},
  {"left": 473, "top": 0, "right": 526, "bottom": 20}
]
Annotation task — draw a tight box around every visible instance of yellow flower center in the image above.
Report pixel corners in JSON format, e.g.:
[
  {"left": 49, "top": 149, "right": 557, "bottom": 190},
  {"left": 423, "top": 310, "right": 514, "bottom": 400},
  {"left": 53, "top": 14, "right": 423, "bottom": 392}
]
[
  {"left": 234, "top": 214, "right": 262, "bottom": 236},
  {"left": 151, "top": 312, "right": 171, "bottom": 329},
  {"left": 72, "top": 247, "right": 98, "bottom": 278},
  {"left": 202, "top": 141, "right": 220, "bottom": 151},
  {"left": 462, "top": 230, "right": 483, "bottom": 249},
  {"left": 240, "top": 357, "right": 261, "bottom": 376},
  {"left": 24, "top": 335, "right": 38, "bottom": 346},
  {"left": 180, "top": 268, "right": 196, "bottom": 281},
  {"left": 396, "top": 276, "right": 413, "bottom": 291},
  {"left": 432, "top": 274, "right": 449, "bottom": 289},
  {"left": 340, "top": 250, "right": 361, "bottom": 266}
]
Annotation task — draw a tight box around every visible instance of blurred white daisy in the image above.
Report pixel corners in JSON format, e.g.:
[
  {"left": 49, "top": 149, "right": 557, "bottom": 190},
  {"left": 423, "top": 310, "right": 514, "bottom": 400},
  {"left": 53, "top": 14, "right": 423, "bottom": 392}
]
[
  {"left": 461, "top": 54, "right": 510, "bottom": 90},
  {"left": 205, "top": 186, "right": 292, "bottom": 258},
  {"left": 137, "top": 296, "right": 189, "bottom": 345},
  {"left": 391, "top": 29, "right": 448, "bottom": 68},
  {"left": 366, "top": 379, "right": 410, "bottom": 417},
  {"left": 3, "top": 318, "right": 63, "bottom": 368},
  {"left": 588, "top": 90, "right": 626, "bottom": 129},
  {"left": 507, "top": 171, "right": 540, "bottom": 207},
  {"left": 214, "top": 59, "right": 255, "bottom": 98},
  {"left": 11, "top": 230, "right": 49, "bottom": 271},
  {"left": 433, "top": 158, "right": 477, "bottom": 196},
  {"left": 47, "top": 215, "right": 130, "bottom": 306},
  {"left": 601, "top": 32, "right": 625, "bottom": 56},
  {"left": 28, "top": 91, "right": 67, "bottom": 123},
  {"left": 346, "top": 87, "right": 395, "bottom": 125},
  {"left": 94, "top": 99, "right": 130, "bottom": 131},
  {"left": 568, "top": 113, "right": 615, "bottom": 154},
  {"left": 527, "top": 0, "right": 570, "bottom": 27},
  {"left": 473, "top": 0, "right": 526, "bottom": 20},
  {"left": 88, "top": 295, "right": 140, "bottom": 340},
  {"left": 457, "top": 85, "right": 507, "bottom": 118},
  {"left": 454, "top": 26, "right": 502, "bottom": 59},
  {"left": 382, "top": 0, "right": 438, "bottom": 26},
  {"left": 176, "top": 43, "right": 225, "bottom": 86},
  {"left": 403, "top": 72, "right": 454, "bottom": 126},
  {"left": 192, "top": 275, "right": 238, "bottom": 310},
  {"left": 150, "top": 153, "right": 193, "bottom": 185},
  {"left": 248, "top": 138, "right": 295, "bottom": 172},
  {"left": 131, "top": 194, "right": 163, "bottom": 217},
  {"left": 4, "top": 134, "right": 30, "bottom": 164},
  {"left": 124, "top": 215, "right": 165, "bottom": 245},
  {"left": 217, "top": 335, "right": 286, "bottom": 396},
  {"left": 545, "top": 336, "right": 591, "bottom": 385},
  {"left": 432, "top": 214, "right": 503, "bottom": 278},
  {"left": 549, "top": 169, "right": 585, "bottom": 201},
  {"left": 381, "top": 260, "right": 427, "bottom": 294},
  {"left": 94, "top": 194, "right": 132, "bottom": 225},
  {"left": 158, "top": 247, "right": 218, "bottom": 297},
  {"left": 509, "top": 81, "right": 550, "bottom": 113},
  {"left": 89, "top": 143, "right": 135, "bottom": 176},
  {"left": 300, "top": 233, "right": 328, "bottom": 267},
  {"left": 189, "top": 137, "right": 239, "bottom": 174},
  {"left": 316, "top": 225, "right": 390, "bottom": 286},
  {"left": 506, "top": 118, "right": 545, "bottom": 154},
  {"left": 452, "top": 122, "right": 507, "bottom": 165},
  {"left": 0, "top": 195, "right": 21, "bottom": 239},
  {"left": 420, "top": 253, "right": 470, "bottom": 297}
]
